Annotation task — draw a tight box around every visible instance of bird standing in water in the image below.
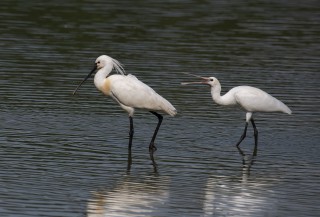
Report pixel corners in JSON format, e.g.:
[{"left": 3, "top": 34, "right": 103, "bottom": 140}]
[
  {"left": 73, "top": 55, "right": 177, "bottom": 151},
  {"left": 182, "top": 76, "right": 291, "bottom": 147}
]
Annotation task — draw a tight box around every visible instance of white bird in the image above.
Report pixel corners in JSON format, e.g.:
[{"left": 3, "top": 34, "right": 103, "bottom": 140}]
[
  {"left": 73, "top": 55, "right": 177, "bottom": 151},
  {"left": 182, "top": 75, "right": 292, "bottom": 147}
]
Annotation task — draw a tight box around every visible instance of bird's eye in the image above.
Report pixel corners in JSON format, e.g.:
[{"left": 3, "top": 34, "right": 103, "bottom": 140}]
[
  {"left": 210, "top": 78, "right": 213, "bottom": 81},
  {"left": 97, "top": 61, "right": 100, "bottom": 64}
]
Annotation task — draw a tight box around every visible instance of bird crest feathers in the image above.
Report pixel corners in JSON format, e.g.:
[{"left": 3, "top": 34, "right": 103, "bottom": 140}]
[{"left": 112, "top": 58, "right": 126, "bottom": 75}]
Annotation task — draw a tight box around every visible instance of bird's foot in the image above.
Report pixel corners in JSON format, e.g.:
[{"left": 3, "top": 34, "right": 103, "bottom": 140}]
[{"left": 149, "top": 143, "right": 157, "bottom": 152}]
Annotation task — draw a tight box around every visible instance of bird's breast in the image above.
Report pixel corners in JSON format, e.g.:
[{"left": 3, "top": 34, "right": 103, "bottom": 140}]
[{"left": 101, "top": 78, "right": 112, "bottom": 96}]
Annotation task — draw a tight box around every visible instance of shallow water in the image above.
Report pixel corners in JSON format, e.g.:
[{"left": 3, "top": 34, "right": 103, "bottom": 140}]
[{"left": 0, "top": 0, "right": 319, "bottom": 216}]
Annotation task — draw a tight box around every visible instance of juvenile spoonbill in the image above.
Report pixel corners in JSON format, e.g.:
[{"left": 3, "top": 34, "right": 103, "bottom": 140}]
[
  {"left": 182, "top": 76, "right": 291, "bottom": 147},
  {"left": 73, "top": 55, "right": 177, "bottom": 151}
]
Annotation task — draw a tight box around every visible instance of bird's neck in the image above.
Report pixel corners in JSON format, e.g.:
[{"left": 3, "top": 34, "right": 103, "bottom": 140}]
[
  {"left": 210, "top": 83, "right": 224, "bottom": 105},
  {"left": 94, "top": 66, "right": 113, "bottom": 91}
]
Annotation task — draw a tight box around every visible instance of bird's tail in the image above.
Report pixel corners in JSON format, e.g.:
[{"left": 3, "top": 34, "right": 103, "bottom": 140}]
[
  {"left": 160, "top": 98, "right": 177, "bottom": 117},
  {"left": 279, "top": 100, "right": 292, "bottom": 114},
  {"left": 283, "top": 104, "right": 292, "bottom": 114}
]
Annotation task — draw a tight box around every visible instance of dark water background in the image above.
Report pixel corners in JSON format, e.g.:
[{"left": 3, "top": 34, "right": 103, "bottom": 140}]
[{"left": 0, "top": 0, "right": 319, "bottom": 216}]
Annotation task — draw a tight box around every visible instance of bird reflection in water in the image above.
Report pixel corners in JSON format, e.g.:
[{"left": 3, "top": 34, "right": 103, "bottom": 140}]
[
  {"left": 237, "top": 144, "right": 258, "bottom": 179},
  {"left": 149, "top": 151, "right": 158, "bottom": 173},
  {"left": 87, "top": 161, "right": 168, "bottom": 217},
  {"left": 202, "top": 145, "right": 278, "bottom": 216},
  {"left": 126, "top": 149, "right": 158, "bottom": 174},
  {"left": 126, "top": 148, "right": 132, "bottom": 173}
]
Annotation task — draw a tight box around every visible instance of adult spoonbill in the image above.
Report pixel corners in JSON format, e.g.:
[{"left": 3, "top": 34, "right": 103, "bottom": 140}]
[
  {"left": 182, "top": 76, "right": 291, "bottom": 147},
  {"left": 73, "top": 55, "right": 177, "bottom": 151}
]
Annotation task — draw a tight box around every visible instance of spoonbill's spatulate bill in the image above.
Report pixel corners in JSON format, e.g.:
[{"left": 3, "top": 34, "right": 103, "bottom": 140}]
[
  {"left": 73, "top": 55, "right": 177, "bottom": 151},
  {"left": 182, "top": 76, "right": 292, "bottom": 147}
]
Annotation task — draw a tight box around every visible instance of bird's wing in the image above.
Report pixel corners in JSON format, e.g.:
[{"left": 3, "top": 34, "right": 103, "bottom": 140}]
[
  {"left": 110, "top": 75, "right": 169, "bottom": 111},
  {"left": 234, "top": 87, "right": 270, "bottom": 112},
  {"left": 234, "top": 86, "right": 289, "bottom": 113}
]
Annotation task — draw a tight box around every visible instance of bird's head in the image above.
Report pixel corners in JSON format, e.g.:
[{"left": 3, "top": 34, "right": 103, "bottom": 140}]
[
  {"left": 94, "top": 55, "right": 126, "bottom": 75},
  {"left": 202, "top": 77, "right": 218, "bottom": 86},
  {"left": 181, "top": 76, "right": 218, "bottom": 87},
  {"left": 94, "top": 55, "right": 112, "bottom": 70},
  {"left": 73, "top": 55, "right": 126, "bottom": 95}
]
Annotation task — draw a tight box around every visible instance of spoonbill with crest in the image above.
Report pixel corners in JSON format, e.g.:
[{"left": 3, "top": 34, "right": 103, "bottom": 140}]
[
  {"left": 73, "top": 55, "right": 177, "bottom": 151},
  {"left": 182, "top": 74, "right": 291, "bottom": 147}
]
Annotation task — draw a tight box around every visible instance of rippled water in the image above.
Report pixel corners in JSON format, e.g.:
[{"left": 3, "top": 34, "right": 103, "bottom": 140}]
[{"left": 1, "top": 0, "right": 319, "bottom": 216}]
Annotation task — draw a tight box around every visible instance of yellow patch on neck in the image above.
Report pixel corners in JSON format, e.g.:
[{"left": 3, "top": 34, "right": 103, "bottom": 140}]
[{"left": 101, "top": 78, "right": 112, "bottom": 95}]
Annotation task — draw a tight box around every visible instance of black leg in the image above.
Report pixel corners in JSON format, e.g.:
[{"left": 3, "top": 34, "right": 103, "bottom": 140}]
[
  {"left": 236, "top": 122, "right": 248, "bottom": 147},
  {"left": 127, "top": 148, "right": 132, "bottom": 173},
  {"left": 250, "top": 118, "right": 258, "bottom": 146},
  {"left": 128, "top": 116, "right": 134, "bottom": 150},
  {"left": 253, "top": 142, "right": 258, "bottom": 156},
  {"left": 149, "top": 151, "right": 158, "bottom": 173},
  {"left": 149, "top": 111, "right": 163, "bottom": 152}
]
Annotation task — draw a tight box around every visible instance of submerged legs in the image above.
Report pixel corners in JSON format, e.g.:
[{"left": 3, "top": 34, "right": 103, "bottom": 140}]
[
  {"left": 250, "top": 118, "right": 258, "bottom": 147},
  {"left": 128, "top": 116, "right": 134, "bottom": 150},
  {"left": 127, "top": 147, "right": 132, "bottom": 173},
  {"left": 149, "top": 111, "right": 163, "bottom": 152},
  {"left": 235, "top": 118, "right": 259, "bottom": 147},
  {"left": 127, "top": 112, "right": 163, "bottom": 152},
  {"left": 236, "top": 122, "right": 248, "bottom": 147}
]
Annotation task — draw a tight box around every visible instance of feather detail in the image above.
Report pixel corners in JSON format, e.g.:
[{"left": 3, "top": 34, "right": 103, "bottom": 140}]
[{"left": 112, "top": 58, "right": 126, "bottom": 75}]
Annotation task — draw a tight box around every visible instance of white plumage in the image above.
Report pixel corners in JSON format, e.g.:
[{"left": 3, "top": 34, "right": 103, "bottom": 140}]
[
  {"left": 103, "top": 74, "right": 176, "bottom": 117},
  {"left": 214, "top": 85, "right": 292, "bottom": 119},
  {"left": 182, "top": 76, "right": 291, "bottom": 147},
  {"left": 73, "top": 55, "right": 177, "bottom": 151}
]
